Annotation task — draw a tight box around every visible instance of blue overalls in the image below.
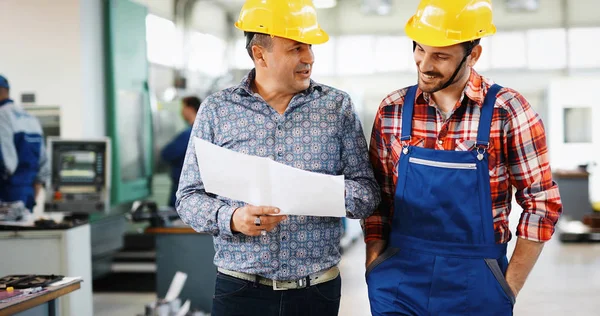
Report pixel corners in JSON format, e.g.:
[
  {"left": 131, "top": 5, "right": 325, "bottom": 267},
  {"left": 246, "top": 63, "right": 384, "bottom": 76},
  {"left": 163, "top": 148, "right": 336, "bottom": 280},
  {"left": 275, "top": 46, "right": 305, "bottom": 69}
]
[
  {"left": 0, "top": 99, "right": 47, "bottom": 211},
  {"left": 366, "top": 84, "right": 516, "bottom": 315}
]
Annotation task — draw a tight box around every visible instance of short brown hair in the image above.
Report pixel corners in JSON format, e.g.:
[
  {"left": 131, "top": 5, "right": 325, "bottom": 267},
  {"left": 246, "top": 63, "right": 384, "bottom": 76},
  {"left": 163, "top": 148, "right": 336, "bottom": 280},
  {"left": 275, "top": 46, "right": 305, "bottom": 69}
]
[
  {"left": 245, "top": 32, "right": 273, "bottom": 60},
  {"left": 182, "top": 96, "right": 201, "bottom": 112}
]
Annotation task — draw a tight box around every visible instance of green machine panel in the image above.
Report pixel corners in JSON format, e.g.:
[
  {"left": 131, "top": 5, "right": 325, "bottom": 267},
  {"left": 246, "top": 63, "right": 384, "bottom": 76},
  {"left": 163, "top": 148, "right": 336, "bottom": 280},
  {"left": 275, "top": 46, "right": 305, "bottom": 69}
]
[{"left": 104, "top": 0, "right": 153, "bottom": 205}]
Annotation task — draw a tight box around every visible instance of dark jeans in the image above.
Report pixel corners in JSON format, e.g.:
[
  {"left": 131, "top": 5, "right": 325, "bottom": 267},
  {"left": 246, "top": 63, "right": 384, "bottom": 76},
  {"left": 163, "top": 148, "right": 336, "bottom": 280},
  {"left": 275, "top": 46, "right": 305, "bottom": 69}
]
[{"left": 211, "top": 272, "right": 341, "bottom": 316}]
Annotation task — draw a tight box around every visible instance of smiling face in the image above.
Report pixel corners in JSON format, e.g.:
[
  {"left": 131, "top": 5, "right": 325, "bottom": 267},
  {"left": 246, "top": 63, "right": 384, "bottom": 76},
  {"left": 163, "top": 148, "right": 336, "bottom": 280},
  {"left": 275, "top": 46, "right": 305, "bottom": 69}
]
[
  {"left": 254, "top": 36, "right": 315, "bottom": 94},
  {"left": 413, "top": 42, "right": 481, "bottom": 93}
]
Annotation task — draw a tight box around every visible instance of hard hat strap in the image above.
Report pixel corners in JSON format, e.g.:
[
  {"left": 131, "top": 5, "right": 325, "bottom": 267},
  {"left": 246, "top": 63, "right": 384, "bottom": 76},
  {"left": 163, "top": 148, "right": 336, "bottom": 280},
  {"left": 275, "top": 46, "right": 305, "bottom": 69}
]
[
  {"left": 439, "top": 54, "right": 468, "bottom": 90},
  {"left": 439, "top": 41, "right": 476, "bottom": 91}
]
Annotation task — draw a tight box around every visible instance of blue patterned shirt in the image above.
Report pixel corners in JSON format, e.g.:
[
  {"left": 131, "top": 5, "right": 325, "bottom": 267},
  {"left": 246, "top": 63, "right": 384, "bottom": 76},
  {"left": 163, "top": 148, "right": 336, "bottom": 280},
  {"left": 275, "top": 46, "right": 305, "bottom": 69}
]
[{"left": 176, "top": 70, "right": 380, "bottom": 280}]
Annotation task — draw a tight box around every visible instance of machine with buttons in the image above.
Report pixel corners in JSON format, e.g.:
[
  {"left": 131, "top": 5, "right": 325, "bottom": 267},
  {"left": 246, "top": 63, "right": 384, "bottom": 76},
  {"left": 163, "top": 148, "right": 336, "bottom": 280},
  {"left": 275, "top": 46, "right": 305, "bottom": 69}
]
[{"left": 44, "top": 138, "right": 111, "bottom": 214}]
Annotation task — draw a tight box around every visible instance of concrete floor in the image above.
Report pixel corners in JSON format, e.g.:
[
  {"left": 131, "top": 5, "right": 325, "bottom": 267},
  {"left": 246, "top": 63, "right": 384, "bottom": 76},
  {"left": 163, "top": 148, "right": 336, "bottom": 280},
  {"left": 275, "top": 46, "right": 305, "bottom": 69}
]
[{"left": 94, "top": 210, "right": 600, "bottom": 316}]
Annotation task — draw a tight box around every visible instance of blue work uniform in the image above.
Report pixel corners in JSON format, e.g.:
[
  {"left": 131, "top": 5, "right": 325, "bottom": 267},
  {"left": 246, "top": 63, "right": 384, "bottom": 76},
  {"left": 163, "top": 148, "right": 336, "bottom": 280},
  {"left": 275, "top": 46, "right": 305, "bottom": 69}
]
[
  {"left": 366, "top": 84, "right": 516, "bottom": 315},
  {"left": 0, "top": 99, "right": 49, "bottom": 211},
  {"left": 161, "top": 127, "right": 192, "bottom": 207}
]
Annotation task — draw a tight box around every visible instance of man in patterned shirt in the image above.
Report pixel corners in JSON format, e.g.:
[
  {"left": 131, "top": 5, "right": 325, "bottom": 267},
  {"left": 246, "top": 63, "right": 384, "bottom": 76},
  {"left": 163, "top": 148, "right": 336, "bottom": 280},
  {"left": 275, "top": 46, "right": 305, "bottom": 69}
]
[
  {"left": 364, "top": 0, "right": 562, "bottom": 315},
  {"left": 175, "top": 0, "right": 380, "bottom": 315}
]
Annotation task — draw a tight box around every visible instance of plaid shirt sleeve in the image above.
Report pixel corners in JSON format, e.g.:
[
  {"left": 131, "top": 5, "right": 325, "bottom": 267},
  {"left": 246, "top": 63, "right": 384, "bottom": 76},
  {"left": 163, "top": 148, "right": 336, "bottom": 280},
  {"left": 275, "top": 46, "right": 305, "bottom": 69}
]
[
  {"left": 362, "top": 94, "right": 404, "bottom": 243},
  {"left": 503, "top": 90, "right": 563, "bottom": 242}
]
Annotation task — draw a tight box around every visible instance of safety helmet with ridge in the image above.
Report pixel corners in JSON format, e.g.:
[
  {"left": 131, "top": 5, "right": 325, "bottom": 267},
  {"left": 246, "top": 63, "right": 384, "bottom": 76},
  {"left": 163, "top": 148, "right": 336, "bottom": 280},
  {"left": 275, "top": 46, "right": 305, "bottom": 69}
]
[
  {"left": 234, "top": 0, "right": 329, "bottom": 48},
  {"left": 405, "top": 0, "right": 496, "bottom": 90}
]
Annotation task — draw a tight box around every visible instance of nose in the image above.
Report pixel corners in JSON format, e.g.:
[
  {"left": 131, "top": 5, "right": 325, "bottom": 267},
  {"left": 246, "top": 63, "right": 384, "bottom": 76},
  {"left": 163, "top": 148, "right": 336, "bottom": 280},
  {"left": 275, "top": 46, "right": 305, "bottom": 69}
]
[
  {"left": 301, "top": 45, "right": 314, "bottom": 65},
  {"left": 416, "top": 52, "right": 434, "bottom": 73}
]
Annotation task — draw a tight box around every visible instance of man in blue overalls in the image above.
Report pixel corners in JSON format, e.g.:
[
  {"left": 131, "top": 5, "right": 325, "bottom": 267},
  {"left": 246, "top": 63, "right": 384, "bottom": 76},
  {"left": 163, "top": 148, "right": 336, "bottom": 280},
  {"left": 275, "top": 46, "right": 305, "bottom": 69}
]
[
  {"left": 0, "top": 74, "right": 50, "bottom": 211},
  {"left": 363, "top": 0, "right": 563, "bottom": 315}
]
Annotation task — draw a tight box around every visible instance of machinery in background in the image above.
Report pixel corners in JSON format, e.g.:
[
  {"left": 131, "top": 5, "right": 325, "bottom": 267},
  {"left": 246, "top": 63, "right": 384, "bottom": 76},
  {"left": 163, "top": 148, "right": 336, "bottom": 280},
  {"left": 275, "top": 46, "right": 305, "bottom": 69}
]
[
  {"left": 21, "top": 105, "right": 61, "bottom": 138},
  {"left": 45, "top": 138, "right": 111, "bottom": 214},
  {"left": 129, "top": 200, "right": 180, "bottom": 228},
  {"left": 42, "top": 138, "right": 128, "bottom": 281}
]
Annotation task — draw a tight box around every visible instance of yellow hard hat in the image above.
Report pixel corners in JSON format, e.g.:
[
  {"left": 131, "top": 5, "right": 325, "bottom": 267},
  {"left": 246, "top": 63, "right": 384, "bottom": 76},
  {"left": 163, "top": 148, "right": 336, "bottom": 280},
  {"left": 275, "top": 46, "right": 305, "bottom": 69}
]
[
  {"left": 234, "top": 0, "right": 329, "bottom": 45},
  {"left": 405, "top": 0, "right": 496, "bottom": 47}
]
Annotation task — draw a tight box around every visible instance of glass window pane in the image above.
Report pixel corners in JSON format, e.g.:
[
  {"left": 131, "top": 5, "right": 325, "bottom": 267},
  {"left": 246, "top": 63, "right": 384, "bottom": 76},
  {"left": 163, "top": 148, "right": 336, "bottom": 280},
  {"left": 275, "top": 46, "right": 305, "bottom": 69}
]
[
  {"left": 188, "top": 32, "right": 227, "bottom": 76},
  {"left": 475, "top": 37, "right": 491, "bottom": 71},
  {"left": 374, "top": 36, "right": 413, "bottom": 72},
  {"left": 312, "top": 37, "right": 336, "bottom": 76},
  {"left": 336, "top": 36, "right": 376, "bottom": 75},
  {"left": 564, "top": 107, "right": 592, "bottom": 143},
  {"left": 526, "top": 28, "right": 567, "bottom": 69},
  {"left": 233, "top": 37, "right": 254, "bottom": 70},
  {"left": 145, "top": 14, "right": 182, "bottom": 67},
  {"left": 489, "top": 32, "right": 526, "bottom": 69},
  {"left": 568, "top": 27, "right": 600, "bottom": 68}
]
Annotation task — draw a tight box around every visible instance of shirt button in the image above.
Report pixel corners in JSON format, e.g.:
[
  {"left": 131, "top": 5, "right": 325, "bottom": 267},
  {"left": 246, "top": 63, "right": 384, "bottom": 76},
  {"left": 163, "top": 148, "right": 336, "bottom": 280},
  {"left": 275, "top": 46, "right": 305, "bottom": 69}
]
[{"left": 437, "top": 139, "right": 443, "bottom": 145}]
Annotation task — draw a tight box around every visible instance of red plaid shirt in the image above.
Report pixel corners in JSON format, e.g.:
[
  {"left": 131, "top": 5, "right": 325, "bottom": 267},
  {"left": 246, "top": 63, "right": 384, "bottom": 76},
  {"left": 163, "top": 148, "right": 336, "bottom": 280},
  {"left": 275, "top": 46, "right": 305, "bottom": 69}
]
[{"left": 364, "top": 69, "right": 563, "bottom": 244}]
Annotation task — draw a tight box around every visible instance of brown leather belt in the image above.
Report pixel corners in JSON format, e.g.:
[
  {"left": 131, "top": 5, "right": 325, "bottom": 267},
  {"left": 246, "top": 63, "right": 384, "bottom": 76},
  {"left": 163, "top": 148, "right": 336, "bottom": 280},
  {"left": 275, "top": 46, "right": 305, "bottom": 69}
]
[{"left": 217, "top": 266, "right": 339, "bottom": 291}]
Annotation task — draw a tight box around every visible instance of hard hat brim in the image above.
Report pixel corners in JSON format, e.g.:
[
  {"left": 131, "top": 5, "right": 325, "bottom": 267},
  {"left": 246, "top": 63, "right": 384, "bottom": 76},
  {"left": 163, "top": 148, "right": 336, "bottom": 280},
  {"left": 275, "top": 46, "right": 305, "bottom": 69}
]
[
  {"left": 405, "top": 16, "right": 496, "bottom": 47},
  {"left": 235, "top": 22, "right": 329, "bottom": 45}
]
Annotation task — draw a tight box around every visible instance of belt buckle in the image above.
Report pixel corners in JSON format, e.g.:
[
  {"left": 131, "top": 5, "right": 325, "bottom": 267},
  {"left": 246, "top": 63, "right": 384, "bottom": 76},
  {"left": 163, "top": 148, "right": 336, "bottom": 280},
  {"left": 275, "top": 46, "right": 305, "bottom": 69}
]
[
  {"left": 272, "top": 280, "right": 289, "bottom": 291},
  {"left": 272, "top": 278, "right": 307, "bottom": 291}
]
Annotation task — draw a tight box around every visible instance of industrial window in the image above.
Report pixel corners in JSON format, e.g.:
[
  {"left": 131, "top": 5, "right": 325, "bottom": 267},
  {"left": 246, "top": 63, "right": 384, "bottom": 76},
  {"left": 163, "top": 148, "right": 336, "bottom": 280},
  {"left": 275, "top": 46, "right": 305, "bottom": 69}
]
[
  {"left": 233, "top": 37, "right": 255, "bottom": 70},
  {"left": 374, "top": 36, "right": 413, "bottom": 72},
  {"left": 188, "top": 32, "right": 227, "bottom": 76},
  {"left": 336, "top": 35, "right": 376, "bottom": 75},
  {"left": 475, "top": 37, "right": 491, "bottom": 71},
  {"left": 526, "top": 28, "right": 567, "bottom": 69},
  {"left": 145, "top": 14, "right": 182, "bottom": 68},
  {"left": 563, "top": 107, "right": 592, "bottom": 143},
  {"left": 568, "top": 27, "right": 600, "bottom": 68},
  {"left": 312, "top": 37, "right": 336, "bottom": 76},
  {"left": 489, "top": 31, "right": 527, "bottom": 69}
]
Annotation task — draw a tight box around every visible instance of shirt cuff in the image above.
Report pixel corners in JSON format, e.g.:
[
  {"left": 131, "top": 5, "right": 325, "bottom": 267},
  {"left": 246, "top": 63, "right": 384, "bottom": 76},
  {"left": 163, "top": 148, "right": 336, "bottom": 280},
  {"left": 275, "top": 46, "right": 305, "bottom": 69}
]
[
  {"left": 218, "top": 205, "right": 237, "bottom": 238},
  {"left": 362, "top": 217, "right": 390, "bottom": 243},
  {"left": 516, "top": 212, "right": 556, "bottom": 243},
  {"left": 344, "top": 187, "right": 356, "bottom": 217}
]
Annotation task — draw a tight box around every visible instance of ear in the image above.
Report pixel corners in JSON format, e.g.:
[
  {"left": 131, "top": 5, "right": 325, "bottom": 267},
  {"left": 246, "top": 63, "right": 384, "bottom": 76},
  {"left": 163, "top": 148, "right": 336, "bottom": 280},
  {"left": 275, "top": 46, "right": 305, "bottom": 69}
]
[
  {"left": 252, "top": 45, "right": 267, "bottom": 67},
  {"left": 467, "top": 44, "right": 482, "bottom": 67}
]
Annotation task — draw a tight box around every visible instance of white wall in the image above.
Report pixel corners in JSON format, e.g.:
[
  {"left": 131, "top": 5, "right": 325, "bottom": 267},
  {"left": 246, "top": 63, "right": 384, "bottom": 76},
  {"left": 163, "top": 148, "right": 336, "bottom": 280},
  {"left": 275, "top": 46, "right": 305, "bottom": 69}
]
[{"left": 0, "top": 0, "right": 105, "bottom": 138}]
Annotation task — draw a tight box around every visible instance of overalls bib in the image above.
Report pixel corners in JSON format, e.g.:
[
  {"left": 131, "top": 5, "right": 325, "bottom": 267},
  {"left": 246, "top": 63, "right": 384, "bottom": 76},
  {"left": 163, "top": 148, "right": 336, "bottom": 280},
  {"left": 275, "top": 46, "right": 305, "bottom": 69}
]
[{"left": 366, "top": 84, "right": 516, "bottom": 315}]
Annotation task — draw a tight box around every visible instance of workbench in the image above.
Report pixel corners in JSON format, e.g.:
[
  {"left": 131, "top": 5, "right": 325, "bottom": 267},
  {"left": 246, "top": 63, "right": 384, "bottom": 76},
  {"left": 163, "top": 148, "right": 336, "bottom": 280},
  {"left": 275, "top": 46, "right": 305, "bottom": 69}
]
[
  {"left": 0, "top": 224, "right": 93, "bottom": 316},
  {"left": 0, "top": 278, "right": 81, "bottom": 316}
]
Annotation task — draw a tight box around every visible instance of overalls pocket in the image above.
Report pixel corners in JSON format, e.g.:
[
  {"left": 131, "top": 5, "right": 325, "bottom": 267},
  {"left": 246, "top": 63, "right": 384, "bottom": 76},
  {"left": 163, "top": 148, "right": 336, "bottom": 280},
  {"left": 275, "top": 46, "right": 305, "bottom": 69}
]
[
  {"left": 365, "top": 247, "right": 399, "bottom": 278},
  {"left": 484, "top": 258, "right": 516, "bottom": 305}
]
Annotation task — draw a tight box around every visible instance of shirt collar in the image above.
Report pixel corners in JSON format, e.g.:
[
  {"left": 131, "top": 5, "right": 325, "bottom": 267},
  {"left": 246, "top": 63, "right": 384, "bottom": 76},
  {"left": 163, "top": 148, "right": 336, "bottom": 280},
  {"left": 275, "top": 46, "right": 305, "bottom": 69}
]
[
  {"left": 0, "top": 98, "right": 13, "bottom": 107},
  {"left": 233, "top": 69, "right": 323, "bottom": 97},
  {"left": 417, "top": 68, "right": 486, "bottom": 108}
]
